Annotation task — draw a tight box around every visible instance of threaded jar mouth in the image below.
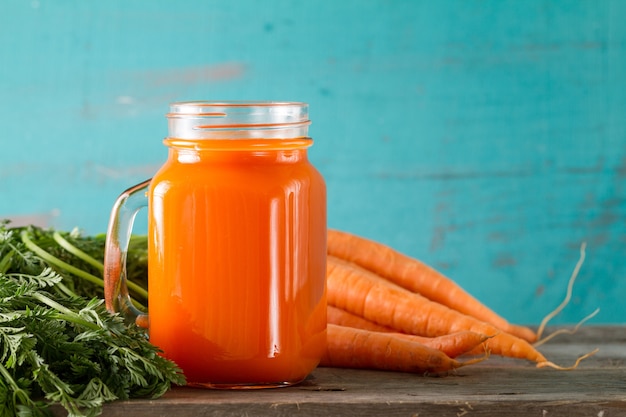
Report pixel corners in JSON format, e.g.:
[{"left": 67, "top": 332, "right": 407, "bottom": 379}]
[{"left": 166, "top": 101, "right": 311, "bottom": 140}]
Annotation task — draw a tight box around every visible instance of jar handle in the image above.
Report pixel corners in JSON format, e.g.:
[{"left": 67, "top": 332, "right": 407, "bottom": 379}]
[{"left": 103, "top": 178, "right": 151, "bottom": 328}]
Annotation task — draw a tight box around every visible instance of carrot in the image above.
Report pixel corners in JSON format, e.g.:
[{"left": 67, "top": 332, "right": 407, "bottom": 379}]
[
  {"left": 394, "top": 330, "right": 492, "bottom": 359},
  {"left": 327, "top": 305, "right": 395, "bottom": 332},
  {"left": 327, "top": 229, "right": 537, "bottom": 343},
  {"left": 326, "top": 255, "right": 577, "bottom": 369},
  {"left": 328, "top": 305, "right": 492, "bottom": 358},
  {"left": 322, "top": 324, "right": 482, "bottom": 374}
]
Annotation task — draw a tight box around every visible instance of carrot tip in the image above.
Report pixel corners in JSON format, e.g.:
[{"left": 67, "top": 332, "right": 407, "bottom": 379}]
[{"left": 536, "top": 348, "right": 599, "bottom": 370}]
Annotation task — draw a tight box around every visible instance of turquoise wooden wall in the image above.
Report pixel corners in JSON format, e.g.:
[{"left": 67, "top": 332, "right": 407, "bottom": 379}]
[{"left": 1, "top": 0, "right": 624, "bottom": 325}]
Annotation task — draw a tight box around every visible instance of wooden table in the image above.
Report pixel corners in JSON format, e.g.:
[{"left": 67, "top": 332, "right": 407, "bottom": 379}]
[{"left": 52, "top": 326, "right": 626, "bottom": 416}]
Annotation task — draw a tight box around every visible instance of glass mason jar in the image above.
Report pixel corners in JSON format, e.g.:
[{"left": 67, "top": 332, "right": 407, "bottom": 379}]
[{"left": 104, "top": 101, "right": 327, "bottom": 388}]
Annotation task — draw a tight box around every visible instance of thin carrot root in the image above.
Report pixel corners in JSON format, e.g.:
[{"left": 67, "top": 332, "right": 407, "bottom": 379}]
[
  {"left": 534, "top": 307, "right": 600, "bottom": 348},
  {"left": 535, "top": 242, "right": 587, "bottom": 341},
  {"left": 530, "top": 241, "right": 600, "bottom": 369},
  {"left": 536, "top": 348, "right": 600, "bottom": 370}
]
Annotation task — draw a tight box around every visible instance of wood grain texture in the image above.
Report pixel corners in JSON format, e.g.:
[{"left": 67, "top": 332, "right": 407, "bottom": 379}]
[
  {"left": 0, "top": 0, "right": 624, "bottom": 324},
  {"left": 49, "top": 326, "right": 626, "bottom": 416}
]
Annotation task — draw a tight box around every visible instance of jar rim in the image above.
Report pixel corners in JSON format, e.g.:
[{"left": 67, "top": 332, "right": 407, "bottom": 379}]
[
  {"left": 167, "top": 101, "right": 307, "bottom": 116},
  {"left": 166, "top": 101, "right": 311, "bottom": 139},
  {"left": 170, "top": 100, "right": 307, "bottom": 107}
]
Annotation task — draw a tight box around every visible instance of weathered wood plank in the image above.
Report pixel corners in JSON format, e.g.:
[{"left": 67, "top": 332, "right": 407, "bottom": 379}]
[{"left": 49, "top": 326, "right": 626, "bottom": 417}]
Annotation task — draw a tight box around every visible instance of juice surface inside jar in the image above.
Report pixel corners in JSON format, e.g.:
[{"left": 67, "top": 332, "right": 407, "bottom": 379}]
[{"left": 147, "top": 138, "right": 327, "bottom": 388}]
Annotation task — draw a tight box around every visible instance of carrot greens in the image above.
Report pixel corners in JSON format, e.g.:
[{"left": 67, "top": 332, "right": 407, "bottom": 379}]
[{"left": 0, "top": 221, "right": 184, "bottom": 417}]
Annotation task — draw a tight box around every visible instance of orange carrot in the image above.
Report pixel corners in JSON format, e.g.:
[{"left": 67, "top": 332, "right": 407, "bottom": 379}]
[
  {"left": 322, "top": 324, "right": 479, "bottom": 374},
  {"left": 394, "top": 330, "right": 492, "bottom": 359},
  {"left": 327, "top": 305, "right": 491, "bottom": 358},
  {"left": 327, "top": 305, "right": 395, "bottom": 332},
  {"left": 326, "top": 255, "right": 557, "bottom": 367},
  {"left": 327, "top": 229, "right": 537, "bottom": 343}
]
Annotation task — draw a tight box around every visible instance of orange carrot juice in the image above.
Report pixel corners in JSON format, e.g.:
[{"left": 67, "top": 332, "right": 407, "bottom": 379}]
[{"left": 147, "top": 138, "right": 327, "bottom": 387}]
